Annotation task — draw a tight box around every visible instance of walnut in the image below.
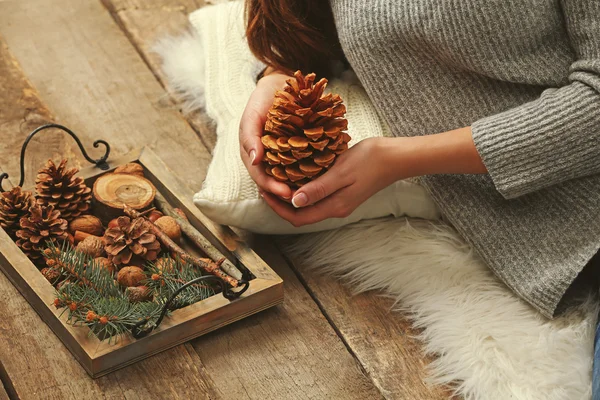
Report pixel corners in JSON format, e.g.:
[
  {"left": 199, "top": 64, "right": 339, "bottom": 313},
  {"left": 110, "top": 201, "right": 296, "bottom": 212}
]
[
  {"left": 93, "top": 257, "right": 116, "bottom": 275},
  {"left": 117, "top": 266, "right": 145, "bottom": 287},
  {"left": 69, "top": 215, "right": 104, "bottom": 236},
  {"left": 148, "top": 210, "right": 164, "bottom": 223},
  {"left": 154, "top": 216, "right": 181, "bottom": 242},
  {"left": 76, "top": 235, "right": 105, "bottom": 258}
]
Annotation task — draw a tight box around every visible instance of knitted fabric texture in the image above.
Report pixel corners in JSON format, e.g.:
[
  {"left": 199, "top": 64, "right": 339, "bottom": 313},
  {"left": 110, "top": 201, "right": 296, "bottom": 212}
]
[{"left": 330, "top": 0, "right": 600, "bottom": 317}]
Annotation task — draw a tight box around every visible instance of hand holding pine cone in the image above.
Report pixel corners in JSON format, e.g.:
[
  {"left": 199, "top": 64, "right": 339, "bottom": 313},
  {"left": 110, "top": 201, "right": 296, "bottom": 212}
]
[{"left": 261, "top": 71, "right": 351, "bottom": 188}]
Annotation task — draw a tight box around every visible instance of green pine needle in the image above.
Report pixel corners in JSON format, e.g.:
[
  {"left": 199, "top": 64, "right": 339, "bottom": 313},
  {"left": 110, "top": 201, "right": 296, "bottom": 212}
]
[{"left": 48, "top": 243, "right": 217, "bottom": 343}]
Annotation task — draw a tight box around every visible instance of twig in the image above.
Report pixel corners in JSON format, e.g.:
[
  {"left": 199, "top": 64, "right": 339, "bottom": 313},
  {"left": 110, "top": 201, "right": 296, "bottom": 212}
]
[
  {"left": 154, "top": 192, "right": 243, "bottom": 280},
  {"left": 124, "top": 206, "right": 240, "bottom": 287}
]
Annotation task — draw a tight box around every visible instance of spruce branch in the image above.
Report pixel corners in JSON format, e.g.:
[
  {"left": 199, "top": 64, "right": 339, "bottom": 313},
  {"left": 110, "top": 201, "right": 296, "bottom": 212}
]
[
  {"left": 55, "top": 282, "right": 163, "bottom": 343},
  {"left": 146, "top": 258, "right": 215, "bottom": 309}
]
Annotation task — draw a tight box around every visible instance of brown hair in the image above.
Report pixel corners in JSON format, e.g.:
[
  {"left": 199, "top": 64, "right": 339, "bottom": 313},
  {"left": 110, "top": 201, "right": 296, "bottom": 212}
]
[{"left": 244, "top": 0, "right": 343, "bottom": 77}]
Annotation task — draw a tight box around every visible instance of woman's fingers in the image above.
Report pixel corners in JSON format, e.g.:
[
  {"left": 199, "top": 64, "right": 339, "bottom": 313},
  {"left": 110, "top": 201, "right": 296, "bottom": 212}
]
[
  {"left": 241, "top": 150, "right": 293, "bottom": 199},
  {"left": 239, "top": 75, "right": 294, "bottom": 199},
  {"left": 291, "top": 163, "right": 352, "bottom": 208}
]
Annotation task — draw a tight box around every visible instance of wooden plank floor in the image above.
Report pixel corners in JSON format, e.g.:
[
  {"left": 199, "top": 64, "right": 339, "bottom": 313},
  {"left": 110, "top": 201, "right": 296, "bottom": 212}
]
[{"left": 0, "top": 0, "right": 449, "bottom": 398}]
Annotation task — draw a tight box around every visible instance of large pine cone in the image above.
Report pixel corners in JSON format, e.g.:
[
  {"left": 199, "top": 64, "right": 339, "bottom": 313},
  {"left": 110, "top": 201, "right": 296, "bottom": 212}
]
[
  {"left": 0, "top": 187, "right": 34, "bottom": 239},
  {"left": 103, "top": 216, "right": 161, "bottom": 266},
  {"left": 16, "top": 204, "right": 68, "bottom": 261},
  {"left": 35, "top": 159, "right": 92, "bottom": 222},
  {"left": 261, "top": 70, "right": 351, "bottom": 188}
]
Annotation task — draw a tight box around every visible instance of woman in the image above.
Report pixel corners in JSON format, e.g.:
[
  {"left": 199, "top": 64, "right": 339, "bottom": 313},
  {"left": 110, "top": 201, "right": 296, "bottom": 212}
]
[{"left": 239, "top": 0, "right": 600, "bottom": 323}]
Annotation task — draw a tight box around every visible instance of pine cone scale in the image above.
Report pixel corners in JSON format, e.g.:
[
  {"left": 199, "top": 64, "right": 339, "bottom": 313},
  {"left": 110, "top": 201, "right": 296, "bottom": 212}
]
[
  {"left": 16, "top": 204, "right": 68, "bottom": 261},
  {"left": 103, "top": 216, "right": 161, "bottom": 266},
  {"left": 35, "top": 159, "right": 92, "bottom": 222},
  {"left": 0, "top": 187, "right": 34, "bottom": 239}
]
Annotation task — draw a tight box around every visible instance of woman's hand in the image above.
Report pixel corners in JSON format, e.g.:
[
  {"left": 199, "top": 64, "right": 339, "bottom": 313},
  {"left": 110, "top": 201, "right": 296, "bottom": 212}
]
[
  {"left": 260, "top": 128, "right": 488, "bottom": 227},
  {"left": 260, "top": 137, "right": 399, "bottom": 226},
  {"left": 239, "top": 71, "right": 294, "bottom": 200}
]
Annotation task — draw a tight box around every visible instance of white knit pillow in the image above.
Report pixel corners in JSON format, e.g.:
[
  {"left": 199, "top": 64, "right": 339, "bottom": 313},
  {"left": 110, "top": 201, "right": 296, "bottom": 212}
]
[{"left": 155, "top": 2, "right": 439, "bottom": 234}]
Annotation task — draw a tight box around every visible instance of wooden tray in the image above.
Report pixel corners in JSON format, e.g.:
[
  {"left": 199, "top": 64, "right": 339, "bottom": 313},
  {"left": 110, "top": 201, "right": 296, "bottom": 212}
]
[{"left": 0, "top": 147, "right": 283, "bottom": 378}]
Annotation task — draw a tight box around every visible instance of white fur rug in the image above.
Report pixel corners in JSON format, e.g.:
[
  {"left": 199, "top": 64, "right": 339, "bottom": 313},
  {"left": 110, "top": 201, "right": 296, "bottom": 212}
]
[
  {"left": 154, "top": 20, "right": 598, "bottom": 400},
  {"left": 280, "top": 218, "right": 597, "bottom": 399}
]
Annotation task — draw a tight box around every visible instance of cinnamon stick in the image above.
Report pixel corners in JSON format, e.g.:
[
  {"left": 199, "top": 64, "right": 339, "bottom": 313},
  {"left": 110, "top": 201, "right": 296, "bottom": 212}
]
[{"left": 154, "top": 192, "right": 243, "bottom": 281}]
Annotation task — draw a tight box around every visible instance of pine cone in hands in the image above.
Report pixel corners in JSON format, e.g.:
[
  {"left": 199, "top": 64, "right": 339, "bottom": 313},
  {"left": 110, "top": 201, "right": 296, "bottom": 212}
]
[
  {"left": 103, "top": 216, "right": 161, "bottom": 266},
  {"left": 16, "top": 204, "right": 68, "bottom": 262},
  {"left": 262, "top": 70, "right": 351, "bottom": 188},
  {"left": 0, "top": 187, "right": 34, "bottom": 239},
  {"left": 35, "top": 159, "right": 92, "bottom": 222}
]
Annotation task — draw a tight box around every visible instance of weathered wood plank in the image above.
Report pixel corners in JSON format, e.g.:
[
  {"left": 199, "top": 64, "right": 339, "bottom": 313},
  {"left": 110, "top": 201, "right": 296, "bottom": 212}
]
[
  {"left": 0, "top": 0, "right": 212, "bottom": 191},
  {"left": 0, "top": 1, "right": 384, "bottom": 398},
  {"left": 0, "top": 361, "right": 14, "bottom": 400},
  {"left": 0, "top": 34, "right": 216, "bottom": 400},
  {"left": 102, "top": 0, "right": 219, "bottom": 149},
  {"left": 192, "top": 235, "right": 383, "bottom": 400},
  {"left": 98, "top": 0, "right": 449, "bottom": 397},
  {"left": 280, "top": 247, "right": 452, "bottom": 399},
  {"left": 0, "top": 385, "right": 8, "bottom": 400},
  {"left": 99, "top": 0, "right": 450, "bottom": 397},
  {"left": 0, "top": 37, "right": 58, "bottom": 189}
]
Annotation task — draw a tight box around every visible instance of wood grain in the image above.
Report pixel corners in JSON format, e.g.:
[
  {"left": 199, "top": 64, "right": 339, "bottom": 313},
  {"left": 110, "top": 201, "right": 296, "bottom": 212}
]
[
  {"left": 102, "top": 0, "right": 220, "bottom": 149},
  {"left": 98, "top": 0, "right": 450, "bottom": 398},
  {"left": 0, "top": 38, "right": 58, "bottom": 190},
  {"left": 0, "top": 1, "right": 387, "bottom": 399},
  {"left": 100, "top": 0, "right": 450, "bottom": 397},
  {"left": 0, "top": 32, "right": 218, "bottom": 400},
  {"left": 280, "top": 246, "right": 452, "bottom": 399},
  {"left": 0, "top": 0, "right": 212, "bottom": 191},
  {"left": 191, "top": 237, "right": 383, "bottom": 400}
]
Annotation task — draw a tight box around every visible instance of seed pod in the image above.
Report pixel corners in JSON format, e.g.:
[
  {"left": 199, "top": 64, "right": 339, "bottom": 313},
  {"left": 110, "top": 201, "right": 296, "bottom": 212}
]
[
  {"left": 117, "top": 266, "right": 145, "bottom": 287},
  {"left": 154, "top": 216, "right": 181, "bottom": 242}
]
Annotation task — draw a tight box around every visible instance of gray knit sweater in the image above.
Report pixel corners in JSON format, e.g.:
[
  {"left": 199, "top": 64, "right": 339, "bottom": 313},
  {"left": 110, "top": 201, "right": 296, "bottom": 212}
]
[{"left": 330, "top": 0, "right": 600, "bottom": 317}]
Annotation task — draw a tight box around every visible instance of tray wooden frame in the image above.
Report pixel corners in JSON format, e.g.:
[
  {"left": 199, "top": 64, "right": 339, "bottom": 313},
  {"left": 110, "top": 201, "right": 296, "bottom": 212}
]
[{"left": 0, "top": 147, "right": 283, "bottom": 378}]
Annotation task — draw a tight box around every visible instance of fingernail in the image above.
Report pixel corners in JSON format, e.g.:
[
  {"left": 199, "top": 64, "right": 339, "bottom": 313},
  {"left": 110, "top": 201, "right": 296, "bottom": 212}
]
[
  {"left": 292, "top": 193, "right": 307, "bottom": 208},
  {"left": 249, "top": 149, "right": 256, "bottom": 164},
  {"left": 282, "top": 195, "right": 291, "bottom": 200}
]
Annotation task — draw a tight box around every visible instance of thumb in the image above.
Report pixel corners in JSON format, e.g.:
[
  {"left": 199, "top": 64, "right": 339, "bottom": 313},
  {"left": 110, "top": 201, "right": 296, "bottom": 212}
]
[{"left": 291, "top": 168, "right": 350, "bottom": 208}]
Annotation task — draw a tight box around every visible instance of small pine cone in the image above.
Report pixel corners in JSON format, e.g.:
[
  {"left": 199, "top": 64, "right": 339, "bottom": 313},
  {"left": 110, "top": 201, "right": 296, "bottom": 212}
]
[
  {"left": 103, "top": 216, "right": 161, "bottom": 266},
  {"left": 16, "top": 204, "right": 68, "bottom": 261},
  {"left": 76, "top": 235, "right": 105, "bottom": 258},
  {"left": 0, "top": 187, "right": 34, "bottom": 239},
  {"left": 125, "top": 286, "right": 152, "bottom": 302},
  {"left": 35, "top": 159, "right": 92, "bottom": 222},
  {"left": 261, "top": 70, "right": 351, "bottom": 188},
  {"left": 41, "top": 267, "right": 61, "bottom": 283}
]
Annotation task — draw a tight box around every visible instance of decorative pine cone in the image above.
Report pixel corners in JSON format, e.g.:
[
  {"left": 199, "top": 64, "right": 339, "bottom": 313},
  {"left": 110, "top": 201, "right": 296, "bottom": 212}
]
[
  {"left": 0, "top": 187, "right": 34, "bottom": 239},
  {"left": 35, "top": 159, "right": 92, "bottom": 222},
  {"left": 261, "top": 70, "right": 351, "bottom": 188},
  {"left": 103, "top": 216, "right": 161, "bottom": 266},
  {"left": 16, "top": 204, "right": 68, "bottom": 262}
]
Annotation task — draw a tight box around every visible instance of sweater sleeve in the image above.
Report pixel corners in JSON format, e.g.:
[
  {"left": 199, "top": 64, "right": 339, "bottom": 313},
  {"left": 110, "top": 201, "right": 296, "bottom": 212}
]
[{"left": 471, "top": 0, "right": 600, "bottom": 199}]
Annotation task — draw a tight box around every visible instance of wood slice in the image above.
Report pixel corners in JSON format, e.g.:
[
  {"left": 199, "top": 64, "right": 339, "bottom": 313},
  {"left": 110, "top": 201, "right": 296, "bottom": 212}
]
[{"left": 92, "top": 173, "right": 156, "bottom": 223}]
